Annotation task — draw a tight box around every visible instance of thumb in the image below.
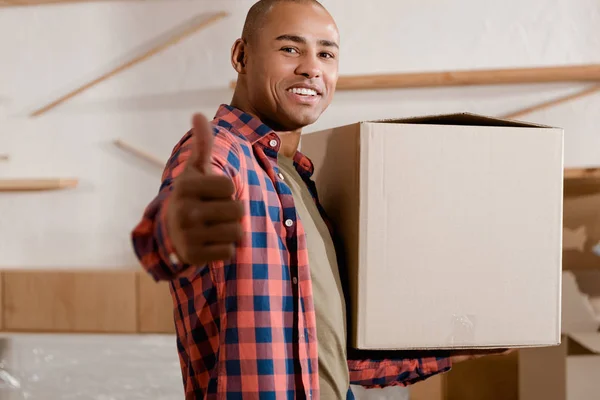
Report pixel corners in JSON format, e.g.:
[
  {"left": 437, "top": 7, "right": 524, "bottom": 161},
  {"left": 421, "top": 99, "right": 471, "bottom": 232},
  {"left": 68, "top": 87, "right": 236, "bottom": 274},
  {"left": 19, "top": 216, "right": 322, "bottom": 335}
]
[{"left": 190, "top": 113, "right": 214, "bottom": 174}]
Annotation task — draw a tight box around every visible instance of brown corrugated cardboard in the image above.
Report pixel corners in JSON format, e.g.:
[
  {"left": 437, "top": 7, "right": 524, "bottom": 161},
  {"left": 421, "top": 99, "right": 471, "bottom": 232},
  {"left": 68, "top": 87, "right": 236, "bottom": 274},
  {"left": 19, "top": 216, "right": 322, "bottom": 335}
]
[
  {"left": 301, "top": 113, "right": 563, "bottom": 350},
  {"left": 410, "top": 351, "right": 519, "bottom": 400},
  {"left": 519, "top": 271, "right": 600, "bottom": 400},
  {"left": 562, "top": 177, "right": 600, "bottom": 270}
]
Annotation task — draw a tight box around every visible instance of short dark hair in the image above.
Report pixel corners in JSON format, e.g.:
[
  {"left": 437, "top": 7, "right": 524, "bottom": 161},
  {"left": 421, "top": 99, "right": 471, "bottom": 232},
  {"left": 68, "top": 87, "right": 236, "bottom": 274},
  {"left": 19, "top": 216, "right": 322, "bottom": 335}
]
[{"left": 241, "top": 0, "right": 325, "bottom": 44}]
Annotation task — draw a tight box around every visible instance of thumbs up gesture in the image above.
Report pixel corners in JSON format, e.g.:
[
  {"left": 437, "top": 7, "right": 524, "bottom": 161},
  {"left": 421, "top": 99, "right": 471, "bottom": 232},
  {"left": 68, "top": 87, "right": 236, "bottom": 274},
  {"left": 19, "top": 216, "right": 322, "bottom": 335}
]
[{"left": 166, "top": 114, "right": 245, "bottom": 266}]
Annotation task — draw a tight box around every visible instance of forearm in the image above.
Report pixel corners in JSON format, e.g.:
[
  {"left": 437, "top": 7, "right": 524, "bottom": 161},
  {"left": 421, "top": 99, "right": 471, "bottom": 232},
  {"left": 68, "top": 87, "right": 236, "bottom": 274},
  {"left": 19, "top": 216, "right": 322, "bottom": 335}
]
[
  {"left": 347, "top": 356, "right": 452, "bottom": 388},
  {"left": 131, "top": 187, "right": 192, "bottom": 281}
]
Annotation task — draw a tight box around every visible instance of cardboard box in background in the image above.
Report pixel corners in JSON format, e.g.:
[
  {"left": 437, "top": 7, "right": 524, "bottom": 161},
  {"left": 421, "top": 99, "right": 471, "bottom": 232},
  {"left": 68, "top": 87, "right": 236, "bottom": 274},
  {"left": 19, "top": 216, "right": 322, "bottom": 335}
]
[
  {"left": 410, "top": 351, "right": 519, "bottom": 400},
  {"left": 562, "top": 177, "right": 600, "bottom": 270},
  {"left": 518, "top": 172, "right": 600, "bottom": 399},
  {"left": 301, "top": 113, "right": 564, "bottom": 350},
  {"left": 519, "top": 271, "right": 600, "bottom": 400}
]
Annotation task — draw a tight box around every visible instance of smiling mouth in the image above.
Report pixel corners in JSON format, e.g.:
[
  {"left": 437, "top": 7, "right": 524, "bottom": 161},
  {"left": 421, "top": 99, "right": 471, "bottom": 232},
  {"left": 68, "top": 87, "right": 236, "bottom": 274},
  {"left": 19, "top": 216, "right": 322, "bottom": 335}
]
[{"left": 287, "top": 87, "right": 320, "bottom": 97}]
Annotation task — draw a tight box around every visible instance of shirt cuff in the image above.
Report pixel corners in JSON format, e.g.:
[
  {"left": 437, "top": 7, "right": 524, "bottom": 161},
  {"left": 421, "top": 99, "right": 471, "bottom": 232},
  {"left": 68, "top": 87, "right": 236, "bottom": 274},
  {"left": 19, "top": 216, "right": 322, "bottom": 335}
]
[{"left": 152, "top": 196, "right": 187, "bottom": 281}]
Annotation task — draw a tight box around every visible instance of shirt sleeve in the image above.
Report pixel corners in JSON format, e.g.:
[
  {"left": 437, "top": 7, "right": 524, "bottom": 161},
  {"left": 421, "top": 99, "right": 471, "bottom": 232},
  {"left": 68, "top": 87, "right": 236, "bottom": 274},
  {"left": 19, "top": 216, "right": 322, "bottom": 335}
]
[
  {"left": 130, "top": 127, "right": 242, "bottom": 281},
  {"left": 347, "top": 356, "right": 452, "bottom": 388}
]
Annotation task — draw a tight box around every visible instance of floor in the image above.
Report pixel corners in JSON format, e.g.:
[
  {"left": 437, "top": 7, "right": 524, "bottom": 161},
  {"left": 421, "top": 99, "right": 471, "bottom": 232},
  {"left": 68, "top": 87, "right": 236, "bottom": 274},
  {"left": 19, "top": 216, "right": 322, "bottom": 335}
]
[{"left": 0, "top": 333, "right": 409, "bottom": 399}]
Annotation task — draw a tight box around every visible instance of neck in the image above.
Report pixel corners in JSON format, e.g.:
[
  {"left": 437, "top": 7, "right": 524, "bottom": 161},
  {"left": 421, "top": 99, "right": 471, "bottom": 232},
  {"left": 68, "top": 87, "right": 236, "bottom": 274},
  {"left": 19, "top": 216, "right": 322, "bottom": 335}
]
[
  {"left": 230, "top": 90, "right": 302, "bottom": 158},
  {"left": 277, "top": 130, "right": 302, "bottom": 158}
]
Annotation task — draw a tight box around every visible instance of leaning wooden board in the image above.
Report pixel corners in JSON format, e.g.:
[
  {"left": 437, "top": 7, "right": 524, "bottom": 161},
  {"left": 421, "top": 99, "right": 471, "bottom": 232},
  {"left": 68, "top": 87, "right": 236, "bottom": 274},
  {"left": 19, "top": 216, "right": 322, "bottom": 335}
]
[{"left": 0, "top": 268, "right": 175, "bottom": 334}]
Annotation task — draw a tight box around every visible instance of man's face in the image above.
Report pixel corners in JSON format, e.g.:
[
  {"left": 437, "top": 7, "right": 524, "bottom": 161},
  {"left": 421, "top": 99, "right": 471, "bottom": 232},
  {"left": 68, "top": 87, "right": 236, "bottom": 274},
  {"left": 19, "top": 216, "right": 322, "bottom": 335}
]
[{"left": 244, "top": 2, "right": 339, "bottom": 131}]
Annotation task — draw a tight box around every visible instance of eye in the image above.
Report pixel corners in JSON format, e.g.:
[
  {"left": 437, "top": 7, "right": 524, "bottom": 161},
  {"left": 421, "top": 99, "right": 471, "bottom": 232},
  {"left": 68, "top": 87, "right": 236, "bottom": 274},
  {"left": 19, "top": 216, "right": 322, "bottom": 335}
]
[
  {"left": 281, "top": 47, "right": 299, "bottom": 54},
  {"left": 320, "top": 52, "right": 335, "bottom": 59}
]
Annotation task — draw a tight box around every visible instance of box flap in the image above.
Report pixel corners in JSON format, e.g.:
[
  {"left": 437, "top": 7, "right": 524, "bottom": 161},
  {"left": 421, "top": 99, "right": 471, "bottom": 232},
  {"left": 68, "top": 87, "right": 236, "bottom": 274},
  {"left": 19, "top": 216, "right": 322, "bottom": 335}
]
[
  {"left": 568, "top": 333, "right": 600, "bottom": 354},
  {"left": 562, "top": 271, "right": 600, "bottom": 334},
  {"left": 367, "top": 112, "right": 554, "bottom": 128}
]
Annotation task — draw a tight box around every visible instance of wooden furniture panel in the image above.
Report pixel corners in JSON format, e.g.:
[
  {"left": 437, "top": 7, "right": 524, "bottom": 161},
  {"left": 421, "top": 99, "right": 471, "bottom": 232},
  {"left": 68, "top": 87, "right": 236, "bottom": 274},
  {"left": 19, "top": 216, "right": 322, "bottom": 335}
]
[
  {"left": 3, "top": 269, "right": 138, "bottom": 333},
  {"left": 136, "top": 271, "right": 175, "bottom": 333}
]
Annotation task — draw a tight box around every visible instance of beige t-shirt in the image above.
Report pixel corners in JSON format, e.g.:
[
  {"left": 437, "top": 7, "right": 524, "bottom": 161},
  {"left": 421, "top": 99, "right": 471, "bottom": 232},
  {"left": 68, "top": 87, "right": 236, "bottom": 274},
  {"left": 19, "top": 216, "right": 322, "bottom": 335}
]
[{"left": 277, "top": 153, "right": 349, "bottom": 399}]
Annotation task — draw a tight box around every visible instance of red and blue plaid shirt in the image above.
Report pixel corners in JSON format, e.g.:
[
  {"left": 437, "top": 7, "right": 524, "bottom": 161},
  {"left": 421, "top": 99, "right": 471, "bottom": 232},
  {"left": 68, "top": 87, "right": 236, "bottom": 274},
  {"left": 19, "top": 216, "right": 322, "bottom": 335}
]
[{"left": 131, "top": 104, "right": 451, "bottom": 399}]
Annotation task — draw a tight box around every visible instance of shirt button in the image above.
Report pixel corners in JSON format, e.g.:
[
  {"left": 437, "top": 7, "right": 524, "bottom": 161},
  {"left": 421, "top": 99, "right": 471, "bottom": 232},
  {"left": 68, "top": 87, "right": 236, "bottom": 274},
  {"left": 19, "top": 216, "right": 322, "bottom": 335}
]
[
  {"left": 278, "top": 172, "right": 285, "bottom": 180},
  {"left": 285, "top": 219, "right": 293, "bottom": 227},
  {"left": 269, "top": 139, "right": 278, "bottom": 147},
  {"left": 169, "top": 253, "right": 180, "bottom": 265},
  {"left": 292, "top": 277, "right": 298, "bottom": 284}
]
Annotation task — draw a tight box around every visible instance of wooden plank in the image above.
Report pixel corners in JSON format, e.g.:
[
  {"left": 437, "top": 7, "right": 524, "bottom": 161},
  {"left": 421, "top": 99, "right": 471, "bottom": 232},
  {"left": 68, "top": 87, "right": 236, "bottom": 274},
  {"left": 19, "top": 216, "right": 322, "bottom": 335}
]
[
  {"left": 30, "top": 11, "right": 229, "bottom": 116},
  {"left": 114, "top": 139, "right": 164, "bottom": 168},
  {"left": 502, "top": 84, "right": 600, "bottom": 119},
  {"left": 0, "top": 0, "right": 126, "bottom": 7},
  {"left": 230, "top": 64, "right": 600, "bottom": 90},
  {"left": 0, "top": 178, "right": 78, "bottom": 192},
  {"left": 136, "top": 270, "right": 175, "bottom": 333},
  {"left": 3, "top": 269, "right": 138, "bottom": 333}
]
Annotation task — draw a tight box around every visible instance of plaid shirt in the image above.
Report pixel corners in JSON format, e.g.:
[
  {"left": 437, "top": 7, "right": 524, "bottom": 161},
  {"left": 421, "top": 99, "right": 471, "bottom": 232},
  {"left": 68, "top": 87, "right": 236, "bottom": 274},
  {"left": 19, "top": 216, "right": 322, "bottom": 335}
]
[{"left": 131, "top": 104, "right": 452, "bottom": 399}]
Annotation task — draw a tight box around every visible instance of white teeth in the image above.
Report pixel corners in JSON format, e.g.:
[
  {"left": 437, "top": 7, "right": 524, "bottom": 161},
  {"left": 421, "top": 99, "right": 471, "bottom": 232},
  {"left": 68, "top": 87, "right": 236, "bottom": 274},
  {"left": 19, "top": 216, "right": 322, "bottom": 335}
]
[{"left": 288, "top": 87, "right": 318, "bottom": 96}]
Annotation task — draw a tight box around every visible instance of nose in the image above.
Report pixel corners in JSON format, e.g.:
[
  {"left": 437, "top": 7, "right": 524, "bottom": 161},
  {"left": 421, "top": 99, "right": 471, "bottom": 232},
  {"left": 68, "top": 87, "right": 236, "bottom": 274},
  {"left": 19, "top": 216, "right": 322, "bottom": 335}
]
[{"left": 295, "top": 54, "right": 322, "bottom": 79}]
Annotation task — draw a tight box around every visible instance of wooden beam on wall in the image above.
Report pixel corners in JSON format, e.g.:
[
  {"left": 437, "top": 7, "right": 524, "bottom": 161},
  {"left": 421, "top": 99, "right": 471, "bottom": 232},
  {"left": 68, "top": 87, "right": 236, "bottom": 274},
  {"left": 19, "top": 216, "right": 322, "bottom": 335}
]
[
  {"left": 230, "top": 64, "right": 600, "bottom": 91},
  {"left": 30, "top": 11, "right": 229, "bottom": 117},
  {"left": 0, "top": 178, "right": 78, "bottom": 192},
  {"left": 113, "top": 139, "right": 164, "bottom": 168},
  {"left": 502, "top": 83, "right": 600, "bottom": 119},
  {"left": 0, "top": 0, "right": 122, "bottom": 6}
]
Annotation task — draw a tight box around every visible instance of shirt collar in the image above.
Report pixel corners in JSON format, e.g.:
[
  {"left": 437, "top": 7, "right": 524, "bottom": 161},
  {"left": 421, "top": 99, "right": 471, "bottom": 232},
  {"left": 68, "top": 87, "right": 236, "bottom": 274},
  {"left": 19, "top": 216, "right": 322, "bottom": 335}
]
[
  {"left": 214, "top": 104, "right": 275, "bottom": 144},
  {"left": 213, "top": 104, "right": 315, "bottom": 177}
]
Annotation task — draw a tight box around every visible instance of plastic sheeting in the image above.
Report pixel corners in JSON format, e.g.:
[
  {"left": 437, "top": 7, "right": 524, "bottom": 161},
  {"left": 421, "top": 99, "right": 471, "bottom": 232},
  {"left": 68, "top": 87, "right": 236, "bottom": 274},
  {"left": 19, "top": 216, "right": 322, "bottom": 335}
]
[
  {"left": 0, "top": 333, "right": 409, "bottom": 399},
  {"left": 0, "top": 333, "right": 184, "bottom": 399}
]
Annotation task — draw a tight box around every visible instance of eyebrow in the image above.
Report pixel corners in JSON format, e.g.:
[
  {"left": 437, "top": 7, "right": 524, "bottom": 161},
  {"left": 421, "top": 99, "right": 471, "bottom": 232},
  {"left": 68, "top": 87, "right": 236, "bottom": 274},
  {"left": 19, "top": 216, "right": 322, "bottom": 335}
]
[{"left": 275, "top": 34, "right": 339, "bottom": 49}]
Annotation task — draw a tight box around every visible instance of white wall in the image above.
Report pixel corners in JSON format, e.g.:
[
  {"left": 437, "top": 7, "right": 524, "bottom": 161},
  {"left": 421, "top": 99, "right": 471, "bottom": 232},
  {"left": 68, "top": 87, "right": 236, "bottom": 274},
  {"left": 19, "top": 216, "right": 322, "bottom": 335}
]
[{"left": 1, "top": 0, "right": 599, "bottom": 269}]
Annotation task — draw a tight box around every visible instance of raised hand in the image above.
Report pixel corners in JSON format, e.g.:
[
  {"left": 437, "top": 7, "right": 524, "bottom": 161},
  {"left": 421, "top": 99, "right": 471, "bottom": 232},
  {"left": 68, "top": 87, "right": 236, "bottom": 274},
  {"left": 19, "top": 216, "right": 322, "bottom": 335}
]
[{"left": 166, "top": 114, "right": 245, "bottom": 266}]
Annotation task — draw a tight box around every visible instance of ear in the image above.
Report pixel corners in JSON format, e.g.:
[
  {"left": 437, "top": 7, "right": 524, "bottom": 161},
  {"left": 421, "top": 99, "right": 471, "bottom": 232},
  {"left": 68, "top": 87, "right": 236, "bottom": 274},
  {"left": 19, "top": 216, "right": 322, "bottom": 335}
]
[{"left": 231, "top": 38, "right": 248, "bottom": 74}]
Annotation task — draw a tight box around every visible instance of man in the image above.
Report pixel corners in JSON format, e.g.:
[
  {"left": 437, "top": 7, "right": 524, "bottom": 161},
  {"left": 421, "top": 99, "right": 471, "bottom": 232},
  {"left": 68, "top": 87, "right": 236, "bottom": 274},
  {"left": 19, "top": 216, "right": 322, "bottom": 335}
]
[{"left": 132, "top": 0, "right": 457, "bottom": 398}]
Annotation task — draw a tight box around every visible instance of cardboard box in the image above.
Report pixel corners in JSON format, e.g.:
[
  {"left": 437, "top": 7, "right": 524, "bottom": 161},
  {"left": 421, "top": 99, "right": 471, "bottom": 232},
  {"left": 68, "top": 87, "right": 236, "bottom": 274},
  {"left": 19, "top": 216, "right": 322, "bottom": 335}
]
[
  {"left": 410, "top": 351, "right": 519, "bottom": 400},
  {"left": 300, "top": 113, "right": 563, "bottom": 350},
  {"left": 519, "top": 271, "right": 600, "bottom": 400},
  {"left": 562, "top": 176, "right": 600, "bottom": 269}
]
